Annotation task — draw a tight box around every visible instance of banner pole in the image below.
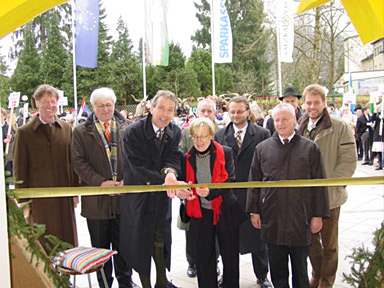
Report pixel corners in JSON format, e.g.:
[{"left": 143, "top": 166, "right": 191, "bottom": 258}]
[
  {"left": 210, "top": 0, "right": 216, "bottom": 97},
  {"left": 71, "top": 0, "right": 78, "bottom": 126}
]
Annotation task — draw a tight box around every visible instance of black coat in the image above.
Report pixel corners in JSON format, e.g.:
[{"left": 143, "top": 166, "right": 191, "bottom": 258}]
[
  {"left": 356, "top": 114, "right": 373, "bottom": 137},
  {"left": 215, "top": 121, "right": 270, "bottom": 254},
  {"left": 120, "top": 114, "right": 183, "bottom": 276},
  {"left": 372, "top": 112, "right": 384, "bottom": 142},
  {"left": 246, "top": 133, "right": 330, "bottom": 247}
]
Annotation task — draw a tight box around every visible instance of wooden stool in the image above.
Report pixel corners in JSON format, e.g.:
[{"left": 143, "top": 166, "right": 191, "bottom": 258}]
[{"left": 57, "top": 264, "right": 109, "bottom": 288}]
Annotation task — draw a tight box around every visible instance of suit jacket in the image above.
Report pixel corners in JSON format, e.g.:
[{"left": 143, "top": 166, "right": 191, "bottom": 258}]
[
  {"left": 214, "top": 121, "right": 270, "bottom": 253},
  {"left": 71, "top": 110, "right": 129, "bottom": 220},
  {"left": 120, "top": 113, "right": 183, "bottom": 276}
]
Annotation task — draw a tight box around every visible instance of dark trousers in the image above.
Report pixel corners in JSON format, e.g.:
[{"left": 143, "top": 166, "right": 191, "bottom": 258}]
[
  {"left": 192, "top": 208, "right": 240, "bottom": 288},
  {"left": 361, "top": 131, "right": 372, "bottom": 161},
  {"left": 268, "top": 243, "right": 309, "bottom": 288},
  {"left": 87, "top": 216, "right": 133, "bottom": 288},
  {"left": 251, "top": 248, "right": 269, "bottom": 280},
  {"left": 185, "top": 230, "right": 196, "bottom": 266}
]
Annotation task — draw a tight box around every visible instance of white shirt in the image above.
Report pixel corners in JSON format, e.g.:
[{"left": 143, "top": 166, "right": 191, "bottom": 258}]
[
  {"left": 278, "top": 132, "right": 295, "bottom": 145},
  {"left": 233, "top": 122, "right": 248, "bottom": 143}
]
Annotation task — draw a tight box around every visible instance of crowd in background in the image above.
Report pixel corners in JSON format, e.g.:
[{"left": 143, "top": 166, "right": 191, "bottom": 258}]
[{"left": 1, "top": 85, "right": 383, "bottom": 288}]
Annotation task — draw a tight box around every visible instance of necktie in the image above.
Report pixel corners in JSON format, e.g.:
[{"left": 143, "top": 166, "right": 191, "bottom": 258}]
[
  {"left": 283, "top": 138, "right": 289, "bottom": 145},
  {"left": 104, "top": 122, "right": 111, "bottom": 142},
  {"left": 236, "top": 130, "right": 242, "bottom": 148},
  {"left": 156, "top": 129, "right": 163, "bottom": 146}
]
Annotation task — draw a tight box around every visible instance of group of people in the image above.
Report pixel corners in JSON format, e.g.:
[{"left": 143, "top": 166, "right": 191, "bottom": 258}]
[{"left": 2, "top": 82, "right": 363, "bottom": 288}]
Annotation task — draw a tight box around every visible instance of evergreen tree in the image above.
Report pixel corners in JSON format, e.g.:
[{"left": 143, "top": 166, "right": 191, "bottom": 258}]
[
  {"left": 186, "top": 47, "right": 212, "bottom": 96},
  {"left": 9, "top": 22, "right": 41, "bottom": 106},
  {"left": 109, "top": 16, "right": 142, "bottom": 104},
  {"left": 40, "top": 10, "right": 70, "bottom": 89},
  {"left": 191, "top": 0, "right": 271, "bottom": 95},
  {"left": 0, "top": 49, "right": 9, "bottom": 107}
]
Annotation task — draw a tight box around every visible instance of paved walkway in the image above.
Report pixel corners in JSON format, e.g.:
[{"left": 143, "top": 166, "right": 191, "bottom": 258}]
[{"left": 74, "top": 162, "right": 383, "bottom": 287}]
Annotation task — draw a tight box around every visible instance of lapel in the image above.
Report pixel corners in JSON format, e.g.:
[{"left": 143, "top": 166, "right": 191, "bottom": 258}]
[
  {"left": 240, "top": 123, "right": 254, "bottom": 153},
  {"left": 224, "top": 123, "right": 239, "bottom": 153}
]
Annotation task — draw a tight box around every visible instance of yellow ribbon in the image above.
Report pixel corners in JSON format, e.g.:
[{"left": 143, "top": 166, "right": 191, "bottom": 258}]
[{"left": 13, "top": 176, "right": 384, "bottom": 199}]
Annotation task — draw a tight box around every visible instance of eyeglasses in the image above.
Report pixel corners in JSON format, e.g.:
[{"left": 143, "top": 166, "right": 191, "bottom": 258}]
[
  {"left": 191, "top": 135, "right": 210, "bottom": 140},
  {"left": 95, "top": 103, "right": 114, "bottom": 109},
  {"left": 229, "top": 109, "right": 248, "bottom": 115}
]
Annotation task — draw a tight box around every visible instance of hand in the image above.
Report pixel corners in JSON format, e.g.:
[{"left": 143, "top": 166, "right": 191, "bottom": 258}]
[
  {"left": 310, "top": 217, "right": 323, "bottom": 234},
  {"left": 175, "top": 181, "right": 195, "bottom": 200},
  {"left": 164, "top": 172, "right": 178, "bottom": 198},
  {"left": 3, "top": 134, "right": 11, "bottom": 144},
  {"left": 100, "top": 180, "right": 121, "bottom": 196},
  {"left": 251, "top": 214, "right": 261, "bottom": 229},
  {"left": 195, "top": 187, "right": 209, "bottom": 198}
]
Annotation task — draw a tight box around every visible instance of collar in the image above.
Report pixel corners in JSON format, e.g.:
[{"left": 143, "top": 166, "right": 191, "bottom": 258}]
[
  {"left": 233, "top": 122, "right": 248, "bottom": 135},
  {"left": 152, "top": 123, "right": 163, "bottom": 134},
  {"left": 278, "top": 132, "right": 295, "bottom": 144},
  {"left": 38, "top": 114, "right": 56, "bottom": 125}
]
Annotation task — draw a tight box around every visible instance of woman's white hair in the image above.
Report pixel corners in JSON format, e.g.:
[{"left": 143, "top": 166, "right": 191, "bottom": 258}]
[
  {"left": 90, "top": 87, "right": 117, "bottom": 105},
  {"left": 272, "top": 103, "right": 295, "bottom": 118}
]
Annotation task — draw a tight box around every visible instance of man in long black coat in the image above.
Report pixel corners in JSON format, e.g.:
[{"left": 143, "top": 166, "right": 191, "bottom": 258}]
[
  {"left": 356, "top": 107, "right": 374, "bottom": 164},
  {"left": 214, "top": 96, "right": 272, "bottom": 288},
  {"left": 120, "top": 90, "right": 191, "bottom": 288},
  {"left": 247, "top": 103, "right": 329, "bottom": 288}
]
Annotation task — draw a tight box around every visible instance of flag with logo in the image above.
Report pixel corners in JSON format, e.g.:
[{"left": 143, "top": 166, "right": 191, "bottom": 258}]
[
  {"left": 75, "top": 0, "right": 99, "bottom": 68},
  {"left": 212, "top": 0, "right": 232, "bottom": 63},
  {"left": 277, "top": 0, "right": 294, "bottom": 63},
  {"left": 145, "top": 0, "right": 169, "bottom": 66}
]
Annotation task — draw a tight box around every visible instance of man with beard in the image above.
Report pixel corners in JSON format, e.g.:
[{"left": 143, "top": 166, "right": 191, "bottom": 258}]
[{"left": 214, "top": 96, "right": 272, "bottom": 288}]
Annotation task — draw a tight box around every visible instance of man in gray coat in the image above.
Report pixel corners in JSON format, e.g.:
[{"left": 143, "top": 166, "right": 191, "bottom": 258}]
[
  {"left": 298, "top": 84, "right": 357, "bottom": 288},
  {"left": 214, "top": 96, "right": 272, "bottom": 288},
  {"left": 71, "top": 87, "right": 138, "bottom": 288},
  {"left": 247, "top": 103, "right": 330, "bottom": 288}
]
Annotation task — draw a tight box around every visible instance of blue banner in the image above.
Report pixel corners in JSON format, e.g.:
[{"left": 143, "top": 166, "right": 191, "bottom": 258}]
[{"left": 75, "top": 0, "right": 99, "bottom": 68}]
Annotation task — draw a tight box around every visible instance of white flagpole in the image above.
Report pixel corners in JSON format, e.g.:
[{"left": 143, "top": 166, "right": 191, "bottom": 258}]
[
  {"left": 0, "top": 101, "right": 11, "bottom": 288},
  {"left": 142, "top": 0, "right": 147, "bottom": 98},
  {"left": 71, "top": 0, "right": 79, "bottom": 126},
  {"left": 211, "top": 0, "right": 216, "bottom": 97},
  {"left": 275, "top": 0, "right": 283, "bottom": 99}
]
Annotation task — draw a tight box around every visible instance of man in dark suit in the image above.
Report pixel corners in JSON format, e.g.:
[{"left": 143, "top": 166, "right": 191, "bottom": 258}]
[
  {"left": 214, "top": 96, "right": 272, "bottom": 288},
  {"left": 357, "top": 107, "right": 374, "bottom": 165},
  {"left": 120, "top": 90, "right": 191, "bottom": 288}
]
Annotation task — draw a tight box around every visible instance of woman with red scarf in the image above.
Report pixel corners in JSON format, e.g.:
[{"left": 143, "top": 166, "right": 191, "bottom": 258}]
[{"left": 176, "top": 118, "right": 246, "bottom": 288}]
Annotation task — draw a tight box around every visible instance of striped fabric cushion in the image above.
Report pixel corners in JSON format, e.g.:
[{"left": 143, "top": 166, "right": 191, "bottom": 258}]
[{"left": 54, "top": 246, "right": 117, "bottom": 274}]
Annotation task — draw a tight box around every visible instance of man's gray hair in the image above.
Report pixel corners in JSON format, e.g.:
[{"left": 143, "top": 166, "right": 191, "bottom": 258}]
[
  {"left": 90, "top": 87, "right": 117, "bottom": 105},
  {"left": 151, "top": 90, "right": 178, "bottom": 110},
  {"left": 197, "top": 99, "right": 216, "bottom": 113},
  {"left": 272, "top": 103, "right": 295, "bottom": 119}
]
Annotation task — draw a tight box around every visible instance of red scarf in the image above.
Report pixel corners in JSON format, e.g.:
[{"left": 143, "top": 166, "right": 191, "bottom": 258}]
[{"left": 186, "top": 141, "right": 228, "bottom": 225}]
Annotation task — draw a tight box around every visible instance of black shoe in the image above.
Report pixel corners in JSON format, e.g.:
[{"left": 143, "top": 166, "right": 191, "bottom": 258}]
[
  {"left": 257, "top": 278, "right": 273, "bottom": 288},
  {"left": 187, "top": 264, "right": 197, "bottom": 278},
  {"left": 154, "top": 281, "right": 179, "bottom": 288},
  {"left": 362, "top": 161, "right": 370, "bottom": 165},
  {"left": 368, "top": 161, "right": 374, "bottom": 166},
  {"left": 375, "top": 166, "right": 383, "bottom": 170},
  {"left": 218, "top": 276, "right": 223, "bottom": 288}
]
